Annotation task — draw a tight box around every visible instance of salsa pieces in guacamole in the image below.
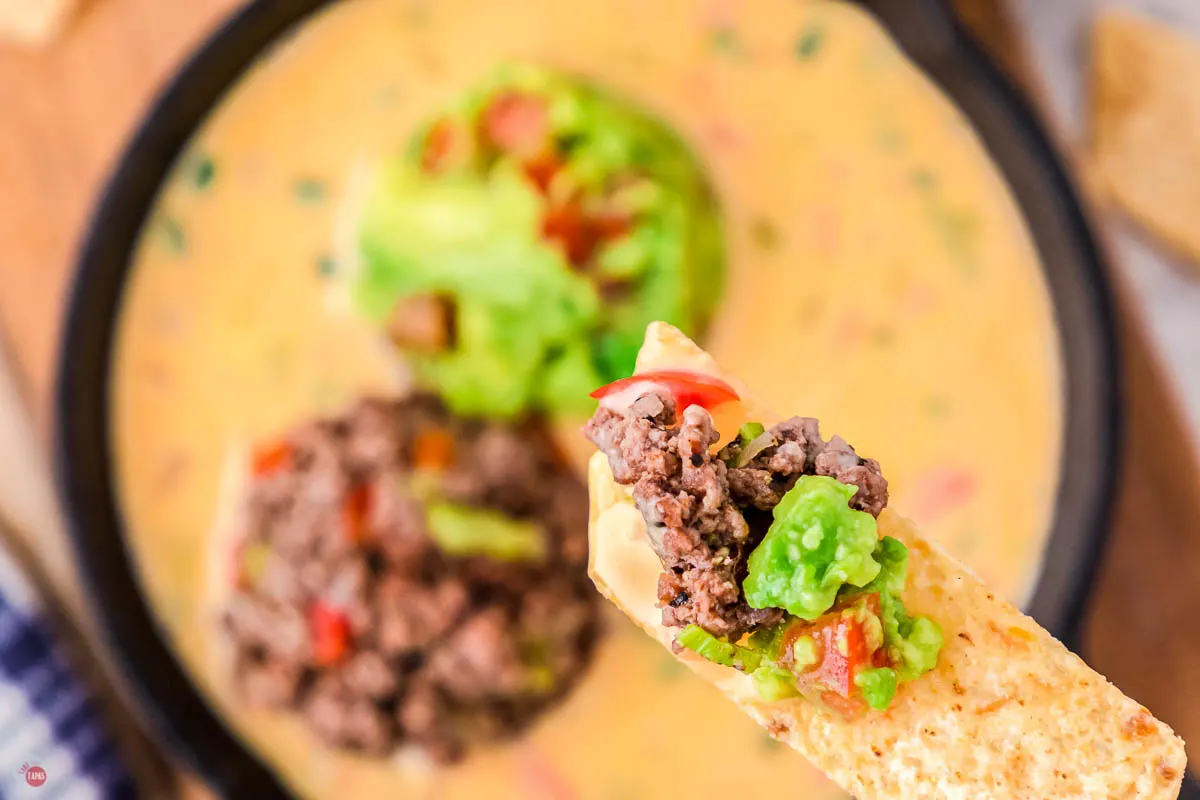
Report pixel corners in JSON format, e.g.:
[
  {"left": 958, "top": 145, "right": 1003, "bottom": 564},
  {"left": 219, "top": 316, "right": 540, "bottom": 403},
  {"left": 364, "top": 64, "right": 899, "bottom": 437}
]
[
  {"left": 583, "top": 371, "right": 942, "bottom": 716},
  {"left": 350, "top": 64, "right": 725, "bottom": 418}
]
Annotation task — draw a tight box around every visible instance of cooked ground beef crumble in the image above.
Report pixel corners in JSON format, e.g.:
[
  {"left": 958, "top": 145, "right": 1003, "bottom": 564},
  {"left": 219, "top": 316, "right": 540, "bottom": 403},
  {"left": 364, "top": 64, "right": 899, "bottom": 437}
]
[{"left": 221, "top": 394, "right": 600, "bottom": 763}]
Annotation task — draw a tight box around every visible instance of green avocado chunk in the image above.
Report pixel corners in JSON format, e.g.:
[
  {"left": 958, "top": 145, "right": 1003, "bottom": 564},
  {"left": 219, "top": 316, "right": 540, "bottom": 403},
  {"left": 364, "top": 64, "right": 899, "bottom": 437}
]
[
  {"left": 854, "top": 667, "right": 898, "bottom": 710},
  {"left": 878, "top": 590, "right": 943, "bottom": 682},
  {"left": 351, "top": 63, "right": 724, "bottom": 418},
  {"left": 846, "top": 535, "right": 944, "bottom": 682},
  {"left": 744, "top": 476, "right": 883, "bottom": 620},
  {"left": 426, "top": 502, "right": 546, "bottom": 562}
]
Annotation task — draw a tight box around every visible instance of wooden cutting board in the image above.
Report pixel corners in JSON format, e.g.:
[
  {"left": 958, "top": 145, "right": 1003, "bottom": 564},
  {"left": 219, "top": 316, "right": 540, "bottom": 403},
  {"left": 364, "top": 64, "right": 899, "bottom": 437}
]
[{"left": 0, "top": 1, "right": 1194, "bottom": 796}]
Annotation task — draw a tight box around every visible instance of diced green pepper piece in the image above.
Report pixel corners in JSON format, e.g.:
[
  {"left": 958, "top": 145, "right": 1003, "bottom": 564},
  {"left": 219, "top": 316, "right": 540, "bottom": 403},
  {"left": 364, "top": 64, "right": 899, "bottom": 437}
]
[
  {"left": 677, "top": 625, "right": 762, "bottom": 672},
  {"left": 737, "top": 421, "right": 766, "bottom": 442},
  {"left": 426, "top": 503, "right": 546, "bottom": 562}
]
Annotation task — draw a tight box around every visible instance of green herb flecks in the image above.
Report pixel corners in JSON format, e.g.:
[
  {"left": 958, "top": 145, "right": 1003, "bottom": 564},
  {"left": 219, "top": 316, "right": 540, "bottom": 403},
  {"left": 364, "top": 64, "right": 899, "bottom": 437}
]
[
  {"left": 658, "top": 652, "right": 687, "bottom": 682},
  {"left": 795, "top": 25, "right": 825, "bottom": 60},
  {"left": 876, "top": 128, "right": 906, "bottom": 154},
  {"left": 911, "top": 168, "right": 981, "bottom": 277},
  {"left": 156, "top": 216, "right": 187, "bottom": 255},
  {"left": 374, "top": 84, "right": 402, "bottom": 110},
  {"left": 911, "top": 168, "right": 937, "bottom": 190},
  {"left": 293, "top": 177, "right": 328, "bottom": 205},
  {"left": 316, "top": 254, "right": 337, "bottom": 278},
  {"left": 709, "top": 26, "right": 745, "bottom": 58},
  {"left": 401, "top": 0, "right": 429, "bottom": 27},
  {"left": 871, "top": 326, "right": 895, "bottom": 349},
  {"left": 935, "top": 206, "right": 981, "bottom": 276},
  {"left": 762, "top": 731, "right": 784, "bottom": 751},
  {"left": 750, "top": 216, "right": 781, "bottom": 252},
  {"left": 187, "top": 154, "right": 216, "bottom": 190},
  {"left": 924, "top": 395, "right": 951, "bottom": 418}
]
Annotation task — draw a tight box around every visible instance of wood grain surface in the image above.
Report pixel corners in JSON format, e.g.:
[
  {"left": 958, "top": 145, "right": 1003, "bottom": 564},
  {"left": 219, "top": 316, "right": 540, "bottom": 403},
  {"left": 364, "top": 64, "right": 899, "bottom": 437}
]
[{"left": 0, "top": 1, "right": 1194, "bottom": 797}]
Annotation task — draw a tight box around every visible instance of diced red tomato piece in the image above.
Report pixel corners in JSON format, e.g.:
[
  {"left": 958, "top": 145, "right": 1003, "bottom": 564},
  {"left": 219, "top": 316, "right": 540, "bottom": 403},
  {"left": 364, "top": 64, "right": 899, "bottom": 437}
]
[
  {"left": 523, "top": 152, "right": 562, "bottom": 194},
  {"left": 421, "top": 118, "right": 461, "bottom": 173},
  {"left": 250, "top": 440, "right": 291, "bottom": 477},
  {"left": 909, "top": 466, "right": 978, "bottom": 523},
  {"left": 811, "top": 615, "right": 868, "bottom": 698},
  {"left": 481, "top": 91, "right": 550, "bottom": 158},
  {"left": 310, "top": 601, "right": 352, "bottom": 667},
  {"left": 543, "top": 197, "right": 632, "bottom": 266},
  {"left": 590, "top": 369, "right": 741, "bottom": 412},
  {"left": 591, "top": 210, "right": 631, "bottom": 241},
  {"left": 542, "top": 196, "right": 597, "bottom": 265},
  {"left": 518, "top": 748, "right": 578, "bottom": 800},
  {"left": 412, "top": 428, "right": 456, "bottom": 472},
  {"left": 341, "top": 483, "right": 373, "bottom": 544}
]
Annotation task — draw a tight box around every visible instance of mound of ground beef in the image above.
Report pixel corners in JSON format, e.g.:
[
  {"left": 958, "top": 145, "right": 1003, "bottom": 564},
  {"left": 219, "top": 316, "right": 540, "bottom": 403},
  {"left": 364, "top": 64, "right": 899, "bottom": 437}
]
[
  {"left": 584, "top": 390, "right": 886, "bottom": 640},
  {"left": 221, "top": 394, "right": 600, "bottom": 763}
]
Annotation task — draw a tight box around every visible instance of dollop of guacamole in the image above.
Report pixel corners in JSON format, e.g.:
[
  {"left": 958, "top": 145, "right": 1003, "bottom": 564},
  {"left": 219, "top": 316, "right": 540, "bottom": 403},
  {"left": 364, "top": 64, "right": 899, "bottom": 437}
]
[
  {"left": 744, "top": 476, "right": 883, "bottom": 620},
  {"left": 352, "top": 63, "right": 724, "bottom": 417},
  {"left": 687, "top": 475, "right": 942, "bottom": 712}
]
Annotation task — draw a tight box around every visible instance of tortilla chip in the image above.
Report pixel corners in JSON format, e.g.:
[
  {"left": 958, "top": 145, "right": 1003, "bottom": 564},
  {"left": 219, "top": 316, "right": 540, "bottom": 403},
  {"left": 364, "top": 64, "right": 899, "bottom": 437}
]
[
  {"left": 588, "top": 322, "right": 1186, "bottom": 799},
  {"left": 0, "top": 0, "right": 75, "bottom": 45},
  {"left": 1091, "top": 11, "right": 1200, "bottom": 268}
]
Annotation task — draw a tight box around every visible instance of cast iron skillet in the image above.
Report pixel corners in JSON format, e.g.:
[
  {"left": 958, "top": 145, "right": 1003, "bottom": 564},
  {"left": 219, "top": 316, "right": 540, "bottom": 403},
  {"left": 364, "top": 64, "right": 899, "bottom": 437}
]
[{"left": 57, "top": 0, "right": 1188, "bottom": 797}]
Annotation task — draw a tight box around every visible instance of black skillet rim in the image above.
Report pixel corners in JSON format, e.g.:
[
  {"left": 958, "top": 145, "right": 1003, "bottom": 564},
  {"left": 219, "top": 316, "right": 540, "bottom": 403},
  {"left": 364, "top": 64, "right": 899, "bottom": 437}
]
[{"left": 54, "top": 0, "right": 1121, "bottom": 796}]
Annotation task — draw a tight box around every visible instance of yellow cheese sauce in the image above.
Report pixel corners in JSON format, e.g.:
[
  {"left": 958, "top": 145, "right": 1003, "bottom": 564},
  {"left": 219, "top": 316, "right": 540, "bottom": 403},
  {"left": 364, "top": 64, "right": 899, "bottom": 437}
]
[{"left": 111, "top": 0, "right": 1061, "bottom": 797}]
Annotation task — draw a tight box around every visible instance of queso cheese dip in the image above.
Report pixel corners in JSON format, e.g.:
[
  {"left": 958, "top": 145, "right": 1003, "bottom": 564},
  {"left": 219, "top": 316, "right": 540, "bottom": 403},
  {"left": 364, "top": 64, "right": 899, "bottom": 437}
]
[{"left": 111, "top": 0, "right": 1062, "bottom": 797}]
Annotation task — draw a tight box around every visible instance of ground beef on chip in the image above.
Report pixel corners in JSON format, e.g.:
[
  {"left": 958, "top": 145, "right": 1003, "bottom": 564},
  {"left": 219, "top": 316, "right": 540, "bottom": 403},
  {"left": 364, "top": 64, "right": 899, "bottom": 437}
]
[
  {"left": 221, "top": 394, "right": 600, "bottom": 763},
  {"left": 584, "top": 390, "right": 887, "bottom": 640}
]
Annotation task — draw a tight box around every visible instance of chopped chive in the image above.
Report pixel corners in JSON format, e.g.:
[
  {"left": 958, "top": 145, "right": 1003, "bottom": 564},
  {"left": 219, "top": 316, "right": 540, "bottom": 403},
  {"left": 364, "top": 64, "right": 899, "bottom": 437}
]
[
  {"left": 658, "top": 653, "right": 686, "bottom": 681},
  {"left": 316, "top": 254, "right": 337, "bottom": 277},
  {"left": 795, "top": 25, "right": 825, "bottom": 60},
  {"left": 876, "top": 128, "right": 905, "bottom": 153},
  {"left": 750, "top": 216, "right": 780, "bottom": 251},
  {"left": 401, "top": 0, "right": 429, "bottom": 27},
  {"left": 294, "top": 178, "right": 328, "bottom": 204},
  {"left": 189, "top": 155, "right": 216, "bottom": 190},
  {"left": 709, "top": 26, "right": 741, "bottom": 56},
  {"left": 374, "top": 84, "right": 401, "bottom": 109},
  {"left": 935, "top": 207, "right": 980, "bottom": 276},
  {"left": 924, "top": 395, "right": 951, "bottom": 418},
  {"left": 157, "top": 216, "right": 186, "bottom": 254},
  {"left": 557, "top": 131, "right": 586, "bottom": 154},
  {"left": 911, "top": 168, "right": 937, "bottom": 190}
]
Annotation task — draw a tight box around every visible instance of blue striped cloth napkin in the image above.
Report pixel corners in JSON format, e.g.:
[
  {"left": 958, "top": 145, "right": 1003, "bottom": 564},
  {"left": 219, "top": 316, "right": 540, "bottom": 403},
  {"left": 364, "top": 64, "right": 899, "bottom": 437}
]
[{"left": 0, "top": 544, "right": 135, "bottom": 799}]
